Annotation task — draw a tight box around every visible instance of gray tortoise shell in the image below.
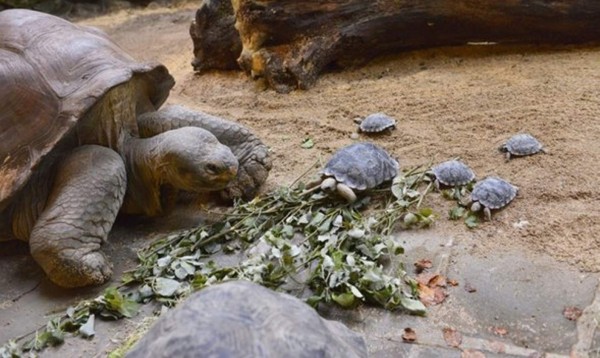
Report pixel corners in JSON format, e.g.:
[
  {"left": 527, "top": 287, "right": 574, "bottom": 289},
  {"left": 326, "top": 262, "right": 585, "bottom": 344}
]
[
  {"left": 359, "top": 113, "right": 396, "bottom": 133},
  {"left": 502, "top": 133, "right": 543, "bottom": 156},
  {"left": 431, "top": 160, "right": 475, "bottom": 186},
  {"left": 471, "top": 176, "right": 518, "bottom": 210},
  {"left": 321, "top": 142, "right": 399, "bottom": 191},
  {"left": 125, "top": 281, "right": 367, "bottom": 358}
]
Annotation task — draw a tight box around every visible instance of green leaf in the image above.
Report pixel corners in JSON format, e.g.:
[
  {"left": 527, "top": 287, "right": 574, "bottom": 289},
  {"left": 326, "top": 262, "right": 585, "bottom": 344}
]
[
  {"left": 418, "top": 207, "right": 434, "bottom": 217},
  {"left": 154, "top": 278, "right": 181, "bottom": 297},
  {"left": 301, "top": 138, "right": 314, "bottom": 149},
  {"left": 281, "top": 224, "right": 295, "bottom": 238},
  {"left": 103, "top": 287, "right": 139, "bottom": 318},
  {"left": 449, "top": 206, "right": 467, "bottom": 220},
  {"left": 348, "top": 228, "right": 365, "bottom": 239},
  {"left": 79, "top": 314, "right": 95, "bottom": 338},
  {"left": 391, "top": 183, "right": 403, "bottom": 200},
  {"left": 347, "top": 284, "right": 364, "bottom": 299},
  {"left": 400, "top": 296, "right": 427, "bottom": 316},
  {"left": 332, "top": 292, "right": 356, "bottom": 308},
  {"left": 465, "top": 215, "right": 479, "bottom": 229}
]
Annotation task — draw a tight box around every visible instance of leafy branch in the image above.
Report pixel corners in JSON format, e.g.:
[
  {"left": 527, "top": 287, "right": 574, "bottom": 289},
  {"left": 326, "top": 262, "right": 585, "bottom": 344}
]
[{"left": 1, "top": 164, "right": 435, "bottom": 356}]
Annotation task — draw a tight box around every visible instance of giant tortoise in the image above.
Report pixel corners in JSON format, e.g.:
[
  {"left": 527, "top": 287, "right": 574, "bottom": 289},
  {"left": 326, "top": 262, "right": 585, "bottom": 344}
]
[
  {"left": 0, "top": 10, "right": 271, "bottom": 288},
  {"left": 126, "top": 280, "right": 368, "bottom": 358}
]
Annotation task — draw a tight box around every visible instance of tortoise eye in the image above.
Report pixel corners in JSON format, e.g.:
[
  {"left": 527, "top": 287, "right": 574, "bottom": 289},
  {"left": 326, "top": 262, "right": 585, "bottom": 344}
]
[{"left": 206, "top": 163, "right": 219, "bottom": 174}]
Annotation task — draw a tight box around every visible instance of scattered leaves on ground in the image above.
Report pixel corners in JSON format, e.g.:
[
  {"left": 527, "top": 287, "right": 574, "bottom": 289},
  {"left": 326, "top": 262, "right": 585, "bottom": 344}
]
[
  {"left": 401, "top": 328, "right": 417, "bottom": 343},
  {"left": 443, "top": 327, "right": 463, "bottom": 348},
  {"left": 563, "top": 306, "right": 583, "bottom": 321},
  {"left": 2, "top": 165, "right": 435, "bottom": 355}
]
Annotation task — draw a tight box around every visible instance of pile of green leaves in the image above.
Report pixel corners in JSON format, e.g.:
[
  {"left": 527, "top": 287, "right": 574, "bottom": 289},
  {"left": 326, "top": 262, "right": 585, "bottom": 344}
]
[
  {"left": 441, "top": 183, "right": 481, "bottom": 228},
  {"left": 1, "top": 165, "right": 434, "bottom": 357}
]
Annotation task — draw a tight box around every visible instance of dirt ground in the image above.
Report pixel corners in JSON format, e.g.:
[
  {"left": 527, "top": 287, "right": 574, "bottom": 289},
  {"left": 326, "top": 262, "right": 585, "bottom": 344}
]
[
  {"left": 2, "top": 2, "right": 600, "bottom": 356},
  {"left": 81, "top": 2, "right": 600, "bottom": 272}
]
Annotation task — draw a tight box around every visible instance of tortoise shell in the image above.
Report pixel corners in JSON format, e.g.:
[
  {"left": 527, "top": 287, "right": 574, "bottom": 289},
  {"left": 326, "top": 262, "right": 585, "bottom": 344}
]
[
  {"left": 358, "top": 113, "right": 396, "bottom": 133},
  {"left": 471, "top": 176, "right": 518, "bottom": 210},
  {"left": 431, "top": 160, "right": 475, "bottom": 187},
  {"left": 0, "top": 9, "right": 174, "bottom": 212},
  {"left": 321, "top": 142, "right": 399, "bottom": 190},
  {"left": 126, "top": 281, "right": 368, "bottom": 358},
  {"left": 501, "top": 133, "right": 544, "bottom": 157}
]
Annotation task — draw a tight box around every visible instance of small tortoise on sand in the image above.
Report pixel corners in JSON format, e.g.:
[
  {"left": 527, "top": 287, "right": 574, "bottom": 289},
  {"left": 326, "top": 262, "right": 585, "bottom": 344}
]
[
  {"left": 355, "top": 113, "right": 396, "bottom": 133},
  {"left": 469, "top": 177, "right": 518, "bottom": 221},
  {"left": 126, "top": 280, "right": 368, "bottom": 358},
  {"left": 0, "top": 10, "right": 271, "bottom": 288},
  {"left": 499, "top": 133, "right": 545, "bottom": 160},
  {"left": 430, "top": 160, "right": 475, "bottom": 189},
  {"left": 317, "top": 142, "right": 399, "bottom": 203}
]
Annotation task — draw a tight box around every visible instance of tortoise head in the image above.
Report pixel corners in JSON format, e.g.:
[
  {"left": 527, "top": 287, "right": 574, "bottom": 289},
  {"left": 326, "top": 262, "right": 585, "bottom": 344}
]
[{"left": 157, "top": 127, "right": 238, "bottom": 192}]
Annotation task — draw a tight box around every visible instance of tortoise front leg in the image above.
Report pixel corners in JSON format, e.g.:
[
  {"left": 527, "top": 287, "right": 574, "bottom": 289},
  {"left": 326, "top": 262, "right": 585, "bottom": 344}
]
[
  {"left": 29, "top": 145, "right": 126, "bottom": 288},
  {"left": 138, "top": 105, "right": 271, "bottom": 200}
]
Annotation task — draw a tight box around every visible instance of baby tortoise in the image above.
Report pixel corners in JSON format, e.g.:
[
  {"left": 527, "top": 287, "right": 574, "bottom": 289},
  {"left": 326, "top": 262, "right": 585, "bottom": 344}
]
[
  {"left": 317, "top": 142, "right": 399, "bottom": 203},
  {"left": 499, "top": 133, "right": 545, "bottom": 161},
  {"left": 354, "top": 113, "right": 396, "bottom": 133},
  {"left": 430, "top": 160, "right": 475, "bottom": 190},
  {"left": 469, "top": 176, "right": 518, "bottom": 221}
]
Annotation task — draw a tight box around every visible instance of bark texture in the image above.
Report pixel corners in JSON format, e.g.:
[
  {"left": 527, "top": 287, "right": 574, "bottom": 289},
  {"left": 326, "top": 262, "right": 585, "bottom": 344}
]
[{"left": 191, "top": 0, "right": 600, "bottom": 93}]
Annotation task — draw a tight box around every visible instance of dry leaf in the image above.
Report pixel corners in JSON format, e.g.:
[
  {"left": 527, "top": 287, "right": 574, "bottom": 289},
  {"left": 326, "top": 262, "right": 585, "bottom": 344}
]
[
  {"left": 433, "top": 287, "right": 448, "bottom": 305},
  {"left": 416, "top": 272, "right": 436, "bottom": 286},
  {"left": 418, "top": 274, "right": 448, "bottom": 306},
  {"left": 429, "top": 274, "right": 447, "bottom": 287},
  {"left": 448, "top": 279, "right": 459, "bottom": 286},
  {"left": 418, "top": 282, "right": 436, "bottom": 306},
  {"left": 563, "top": 306, "right": 583, "bottom": 321},
  {"left": 461, "top": 349, "right": 486, "bottom": 358},
  {"left": 414, "top": 259, "right": 432, "bottom": 273},
  {"left": 402, "top": 327, "right": 417, "bottom": 342},
  {"left": 443, "top": 327, "right": 462, "bottom": 348},
  {"left": 491, "top": 326, "right": 508, "bottom": 336}
]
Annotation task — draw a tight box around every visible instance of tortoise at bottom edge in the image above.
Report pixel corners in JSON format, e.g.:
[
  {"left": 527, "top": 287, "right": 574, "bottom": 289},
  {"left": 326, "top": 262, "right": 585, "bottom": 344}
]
[
  {"left": 0, "top": 9, "right": 271, "bottom": 288},
  {"left": 314, "top": 142, "right": 399, "bottom": 203},
  {"left": 125, "top": 280, "right": 368, "bottom": 358}
]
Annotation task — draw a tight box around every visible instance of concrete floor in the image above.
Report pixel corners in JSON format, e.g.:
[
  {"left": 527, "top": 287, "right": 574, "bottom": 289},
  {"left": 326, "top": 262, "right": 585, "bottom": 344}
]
[{"left": 1, "top": 210, "right": 599, "bottom": 357}]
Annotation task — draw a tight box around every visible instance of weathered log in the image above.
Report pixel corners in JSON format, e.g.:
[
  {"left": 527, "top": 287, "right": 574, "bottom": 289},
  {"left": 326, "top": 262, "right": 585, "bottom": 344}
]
[
  {"left": 217, "top": 0, "right": 600, "bottom": 93},
  {"left": 190, "top": 0, "right": 242, "bottom": 72}
]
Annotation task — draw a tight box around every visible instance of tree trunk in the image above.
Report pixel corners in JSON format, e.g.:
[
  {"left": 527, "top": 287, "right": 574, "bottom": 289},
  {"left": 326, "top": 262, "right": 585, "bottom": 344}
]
[
  {"left": 190, "top": 0, "right": 242, "bottom": 72},
  {"left": 192, "top": 0, "right": 600, "bottom": 93}
]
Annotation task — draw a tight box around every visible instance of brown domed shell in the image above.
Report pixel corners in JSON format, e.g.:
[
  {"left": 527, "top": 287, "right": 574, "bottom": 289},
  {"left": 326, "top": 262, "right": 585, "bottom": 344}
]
[{"left": 0, "top": 9, "right": 174, "bottom": 211}]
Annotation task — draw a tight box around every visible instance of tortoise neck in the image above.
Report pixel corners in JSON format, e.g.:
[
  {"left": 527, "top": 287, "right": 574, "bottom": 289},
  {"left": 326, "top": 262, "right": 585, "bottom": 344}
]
[{"left": 121, "top": 135, "right": 171, "bottom": 216}]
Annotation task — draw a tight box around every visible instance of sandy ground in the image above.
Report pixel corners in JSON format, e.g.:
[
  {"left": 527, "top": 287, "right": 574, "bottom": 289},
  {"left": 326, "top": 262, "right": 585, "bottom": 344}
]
[
  {"left": 2, "top": 2, "right": 600, "bottom": 356},
  {"left": 82, "top": 3, "right": 600, "bottom": 272}
]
